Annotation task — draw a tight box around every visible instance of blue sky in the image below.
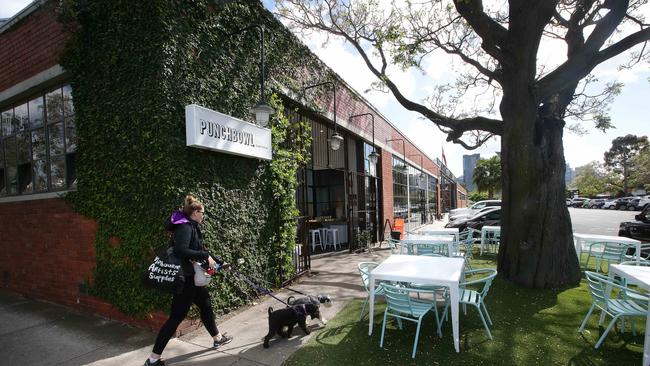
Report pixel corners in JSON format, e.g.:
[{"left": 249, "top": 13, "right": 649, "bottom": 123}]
[{"left": 3, "top": 0, "right": 648, "bottom": 178}]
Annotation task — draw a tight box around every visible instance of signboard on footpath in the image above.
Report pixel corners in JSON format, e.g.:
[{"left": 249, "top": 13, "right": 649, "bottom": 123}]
[{"left": 185, "top": 104, "right": 272, "bottom": 161}]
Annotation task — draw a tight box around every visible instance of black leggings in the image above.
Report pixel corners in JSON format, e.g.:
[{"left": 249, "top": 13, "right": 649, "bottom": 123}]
[{"left": 152, "top": 276, "right": 219, "bottom": 355}]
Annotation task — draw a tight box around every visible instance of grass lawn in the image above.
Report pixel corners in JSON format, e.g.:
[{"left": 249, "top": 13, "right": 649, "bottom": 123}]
[{"left": 285, "top": 255, "right": 646, "bottom": 365}]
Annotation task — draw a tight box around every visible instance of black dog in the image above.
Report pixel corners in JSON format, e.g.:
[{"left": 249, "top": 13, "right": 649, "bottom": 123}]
[{"left": 263, "top": 303, "right": 321, "bottom": 348}]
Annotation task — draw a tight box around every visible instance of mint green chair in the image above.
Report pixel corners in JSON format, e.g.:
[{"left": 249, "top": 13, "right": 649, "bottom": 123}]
[
  {"left": 358, "top": 262, "right": 385, "bottom": 321},
  {"left": 379, "top": 283, "right": 444, "bottom": 358},
  {"left": 579, "top": 271, "right": 648, "bottom": 348},
  {"left": 584, "top": 241, "right": 630, "bottom": 273},
  {"left": 443, "top": 268, "right": 498, "bottom": 339}
]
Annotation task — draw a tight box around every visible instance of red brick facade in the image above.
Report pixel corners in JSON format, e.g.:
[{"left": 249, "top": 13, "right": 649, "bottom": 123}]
[{"left": 0, "top": 4, "right": 68, "bottom": 92}]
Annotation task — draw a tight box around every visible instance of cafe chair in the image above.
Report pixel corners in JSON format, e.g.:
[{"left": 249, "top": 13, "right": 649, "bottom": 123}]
[
  {"left": 584, "top": 241, "right": 629, "bottom": 273},
  {"left": 358, "top": 262, "right": 385, "bottom": 321},
  {"left": 378, "top": 283, "right": 444, "bottom": 359},
  {"left": 309, "top": 229, "right": 323, "bottom": 252},
  {"left": 443, "top": 268, "right": 498, "bottom": 339},
  {"left": 579, "top": 271, "right": 648, "bottom": 348},
  {"left": 387, "top": 238, "right": 403, "bottom": 254}
]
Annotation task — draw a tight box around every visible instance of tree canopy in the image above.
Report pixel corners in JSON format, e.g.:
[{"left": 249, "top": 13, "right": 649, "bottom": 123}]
[
  {"left": 473, "top": 156, "right": 501, "bottom": 199},
  {"left": 604, "top": 134, "right": 649, "bottom": 191}
]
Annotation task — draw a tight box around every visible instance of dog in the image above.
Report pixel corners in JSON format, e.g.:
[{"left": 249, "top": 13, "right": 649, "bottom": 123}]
[
  {"left": 263, "top": 303, "right": 321, "bottom": 348},
  {"left": 287, "top": 294, "right": 333, "bottom": 308}
]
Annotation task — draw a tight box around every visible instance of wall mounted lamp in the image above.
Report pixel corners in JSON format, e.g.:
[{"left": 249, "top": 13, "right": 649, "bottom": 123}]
[
  {"left": 349, "top": 113, "right": 379, "bottom": 165},
  {"left": 386, "top": 138, "right": 406, "bottom": 171},
  {"left": 229, "top": 25, "right": 274, "bottom": 127},
  {"left": 303, "top": 81, "right": 343, "bottom": 151}
]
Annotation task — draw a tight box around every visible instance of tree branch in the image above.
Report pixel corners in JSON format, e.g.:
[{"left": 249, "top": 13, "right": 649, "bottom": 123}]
[{"left": 452, "top": 0, "right": 507, "bottom": 62}]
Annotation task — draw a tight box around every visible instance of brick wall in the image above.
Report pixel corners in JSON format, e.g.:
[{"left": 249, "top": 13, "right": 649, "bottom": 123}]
[
  {"left": 0, "top": 197, "right": 194, "bottom": 333},
  {"left": 0, "top": 3, "right": 68, "bottom": 92}
]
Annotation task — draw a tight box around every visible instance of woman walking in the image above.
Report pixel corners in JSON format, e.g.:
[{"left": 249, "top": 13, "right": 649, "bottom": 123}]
[{"left": 145, "top": 195, "right": 232, "bottom": 366}]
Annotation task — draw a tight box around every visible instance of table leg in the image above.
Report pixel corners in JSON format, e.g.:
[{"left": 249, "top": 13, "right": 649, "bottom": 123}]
[
  {"left": 480, "top": 231, "right": 486, "bottom": 255},
  {"left": 368, "top": 275, "right": 375, "bottom": 336},
  {"left": 644, "top": 297, "right": 650, "bottom": 366},
  {"left": 450, "top": 285, "right": 460, "bottom": 352}
]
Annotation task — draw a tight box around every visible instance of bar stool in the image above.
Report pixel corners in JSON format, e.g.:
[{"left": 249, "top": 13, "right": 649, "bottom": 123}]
[
  {"left": 320, "top": 228, "right": 332, "bottom": 250},
  {"left": 309, "top": 229, "right": 323, "bottom": 252},
  {"left": 330, "top": 228, "right": 340, "bottom": 250}
]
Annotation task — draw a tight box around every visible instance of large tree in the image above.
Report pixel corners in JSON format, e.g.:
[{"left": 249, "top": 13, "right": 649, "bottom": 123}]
[
  {"left": 275, "top": 0, "right": 650, "bottom": 288},
  {"left": 571, "top": 161, "right": 618, "bottom": 197},
  {"left": 604, "top": 134, "right": 649, "bottom": 192},
  {"left": 629, "top": 146, "right": 650, "bottom": 191},
  {"left": 473, "top": 156, "right": 502, "bottom": 199}
]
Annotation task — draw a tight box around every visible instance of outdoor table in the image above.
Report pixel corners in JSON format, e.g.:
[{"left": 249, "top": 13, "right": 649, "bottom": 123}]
[
  {"left": 573, "top": 233, "right": 641, "bottom": 264},
  {"left": 415, "top": 228, "right": 460, "bottom": 242},
  {"left": 479, "top": 226, "right": 501, "bottom": 255},
  {"left": 609, "top": 264, "right": 650, "bottom": 366},
  {"left": 368, "top": 255, "right": 465, "bottom": 353},
  {"left": 401, "top": 234, "right": 456, "bottom": 256}
]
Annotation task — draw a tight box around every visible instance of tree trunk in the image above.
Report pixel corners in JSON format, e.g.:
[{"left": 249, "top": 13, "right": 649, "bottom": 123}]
[{"left": 497, "top": 99, "right": 581, "bottom": 288}]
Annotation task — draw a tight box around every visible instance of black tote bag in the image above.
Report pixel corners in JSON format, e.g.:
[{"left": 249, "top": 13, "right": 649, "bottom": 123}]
[{"left": 142, "top": 246, "right": 185, "bottom": 294}]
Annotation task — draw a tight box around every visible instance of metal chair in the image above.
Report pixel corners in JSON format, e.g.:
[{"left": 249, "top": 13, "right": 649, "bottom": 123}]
[
  {"left": 578, "top": 271, "right": 648, "bottom": 348},
  {"left": 358, "top": 262, "right": 385, "bottom": 321},
  {"left": 584, "top": 241, "right": 630, "bottom": 273},
  {"left": 443, "top": 268, "right": 498, "bottom": 339},
  {"left": 379, "top": 283, "right": 445, "bottom": 359}
]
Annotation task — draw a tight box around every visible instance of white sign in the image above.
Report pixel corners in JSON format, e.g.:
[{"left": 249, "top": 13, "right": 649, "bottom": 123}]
[{"left": 185, "top": 104, "right": 272, "bottom": 161}]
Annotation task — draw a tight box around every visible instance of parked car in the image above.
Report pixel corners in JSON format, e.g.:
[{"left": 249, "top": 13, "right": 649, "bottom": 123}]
[
  {"left": 614, "top": 197, "right": 634, "bottom": 210},
  {"left": 618, "top": 205, "right": 650, "bottom": 243},
  {"left": 602, "top": 199, "right": 618, "bottom": 210},
  {"left": 566, "top": 198, "right": 572, "bottom": 206},
  {"left": 581, "top": 199, "right": 591, "bottom": 208},
  {"left": 448, "top": 206, "right": 500, "bottom": 222},
  {"left": 449, "top": 200, "right": 501, "bottom": 217},
  {"left": 625, "top": 197, "right": 644, "bottom": 211},
  {"left": 587, "top": 198, "right": 606, "bottom": 209},
  {"left": 570, "top": 197, "right": 587, "bottom": 208},
  {"left": 639, "top": 196, "right": 650, "bottom": 210},
  {"left": 445, "top": 207, "right": 501, "bottom": 231}
]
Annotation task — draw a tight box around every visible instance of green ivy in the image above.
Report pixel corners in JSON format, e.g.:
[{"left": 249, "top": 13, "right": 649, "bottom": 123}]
[{"left": 58, "top": 0, "right": 321, "bottom": 316}]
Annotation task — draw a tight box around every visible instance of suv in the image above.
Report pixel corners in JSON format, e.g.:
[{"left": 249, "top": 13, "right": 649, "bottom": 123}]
[
  {"left": 445, "top": 208, "right": 501, "bottom": 231},
  {"left": 615, "top": 197, "right": 634, "bottom": 210},
  {"left": 603, "top": 199, "right": 618, "bottom": 210},
  {"left": 619, "top": 205, "right": 650, "bottom": 243},
  {"left": 570, "top": 197, "right": 587, "bottom": 208},
  {"left": 449, "top": 200, "right": 501, "bottom": 218},
  {"left": 626, "top": 197, "right": 644, "bottom": 211},
  {"left": 587, "top": 198, "right": 606, "bottom": 209},
  {"left": 638, "top": 195, "right": 650, "bottom": 210}
]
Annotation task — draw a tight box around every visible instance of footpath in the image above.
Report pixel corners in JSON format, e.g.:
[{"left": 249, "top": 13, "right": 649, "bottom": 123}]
[{"left": 0, "top": 218, "right": 447, "bottom": 366}]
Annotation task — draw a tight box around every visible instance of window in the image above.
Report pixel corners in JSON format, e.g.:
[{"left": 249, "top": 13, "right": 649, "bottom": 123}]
[
  {"left": 392, "top": 156, "right": 408, "bottom": 219},
  {"left": 1, "top": 85, "right": 77, "bottom": 196}
]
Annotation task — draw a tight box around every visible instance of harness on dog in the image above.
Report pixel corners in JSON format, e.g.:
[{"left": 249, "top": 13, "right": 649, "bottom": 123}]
[{"left": 292, "top": 304, "right": 307, "bottom": 317}]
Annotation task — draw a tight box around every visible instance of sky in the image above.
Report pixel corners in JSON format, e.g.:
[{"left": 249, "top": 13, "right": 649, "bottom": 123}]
[{"left": 3, "top": 0, "right": 648, "bottom": 179}]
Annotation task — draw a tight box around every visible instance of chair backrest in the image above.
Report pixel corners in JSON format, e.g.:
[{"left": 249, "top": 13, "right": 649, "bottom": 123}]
[
  {"left": 414, "top": 243, "right": 445, "bottom": 256},
  {"left": 589, "top": 241, "right": 629, "bottom": 257},
  {"left": 387, "top": 238, "right": 400, "bottom": 253},
  {"left": 380, "top": 283, "right": 418, "bottom": 317},
  {"left": 358, "top": 262, "right": 379, "bottom": 292},
  {"left": 459, "top": 228, "right": 480, "bottom": 242},
  {"left": 584, "top": 270, "right": 629, "bottom": 306},
  {"left": 461, "top": 268, "right": 497, "bottom": 298}
]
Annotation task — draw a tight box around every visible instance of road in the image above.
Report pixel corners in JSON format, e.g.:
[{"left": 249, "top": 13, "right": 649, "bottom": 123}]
[{"left": 569, "top": 207, "right": 640, "bottom": 235}]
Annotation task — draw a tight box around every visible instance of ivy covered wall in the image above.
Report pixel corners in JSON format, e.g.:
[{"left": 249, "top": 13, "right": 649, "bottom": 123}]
[{"left": 60, "top": 0, "right": 322, "bottom": 315}]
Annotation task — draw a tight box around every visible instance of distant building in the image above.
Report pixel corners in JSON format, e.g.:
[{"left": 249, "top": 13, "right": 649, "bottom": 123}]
[{"left": 462, "top": 154, "right": 481, "bottom": 192}]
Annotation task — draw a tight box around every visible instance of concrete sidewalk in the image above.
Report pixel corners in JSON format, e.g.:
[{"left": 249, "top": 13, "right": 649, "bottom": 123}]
[{"left": 0, "top": 247, "right": 394, "bottom": 366}]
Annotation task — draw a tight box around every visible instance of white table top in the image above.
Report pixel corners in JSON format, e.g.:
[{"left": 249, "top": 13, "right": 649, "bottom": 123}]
[
  {"left": 401, "top": 234, "right": 455, "bottom": 243},
  {"left": 482, "top": 225, "right": 501, "bottom": 232},
  {"left": 416, "top": 228, "right": 460, "bottom": 235},
  {"left": 573, "top": 233, "right": 641, "bottom": 244},
  {"left": 370, "top": 254, "right": 464, "bottom": 284},
  {"left": 611, "top": 264, "right": 650, "bottom": 290}
]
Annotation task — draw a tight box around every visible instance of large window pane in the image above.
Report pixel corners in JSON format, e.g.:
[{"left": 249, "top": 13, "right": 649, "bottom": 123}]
[
  {"left": 48, "top": 122, "right": 65, "bottom": 156},
  {"left": 29, "top": 96, "right": 44, "bottom": 127},
  {"left": 6, "top": 160, "right": 17, "bottom": 194},
  {"left": 50, "top": 155, "right": 66, "bottom": 189},
  {"left": 31, "top": 128, "right": 46, "bottom": 160},
  {"left": 33, "top": 159, "right": 47, "bottom": 192},
  {"left": 65, "top": 152, "right": 76, "bottom": 187},
  {"left": 18, "top": 162, "right": 32, "bottom": 194},
  {"left": 14, "top": 103, "right": 29, "bottom": 131},
  {"left": 46, "top": 89, "right": 63, "bottom": 124},
  {"left": 65, "top": 117, "right": 76, "bottom": 152},
  {"left": 1, "top": 109, "right": 12, "bottom": 136},
  {"left": 17, "top": 132, "right": 30, "bottom": 163},
  {"left": 62, "top": 84, "right": 74, "bottom": 117}
]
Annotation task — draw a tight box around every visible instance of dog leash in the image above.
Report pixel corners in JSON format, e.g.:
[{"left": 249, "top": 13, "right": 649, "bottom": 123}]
[
  {"left": 230, "top": 269, "right": 290, "bottom": 307},
  {"left": 239, "top": 271, "right": 312, "bottom": 298}
]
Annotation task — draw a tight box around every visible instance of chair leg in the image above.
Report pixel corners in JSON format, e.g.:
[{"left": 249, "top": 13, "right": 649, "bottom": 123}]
[
  {"left": 412, "top": 317, "right": 423, "bottom": 359},
  {"left": 396, "top": 317, "right": 403, "bottom": 330},
  {"left": 359, "top": 297, "right": 369, "bottom": 321},
  {"left": 482, "top": 302, "right": 493, "bottom": 326},
  {"left": 431, "top": 299, "right": 443, "bottom": 337},
  {"left": 578, "top": 304, "right": 596, "bottom": 333},
  {"left": 595, "top": 315, "right": 618, "bottom": 349},
  {"left": 475, "top": 304, "right": 493, "bottom": 339},
  {"left": 380, "top": 310, "right": 389, "bottom": 348}
]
